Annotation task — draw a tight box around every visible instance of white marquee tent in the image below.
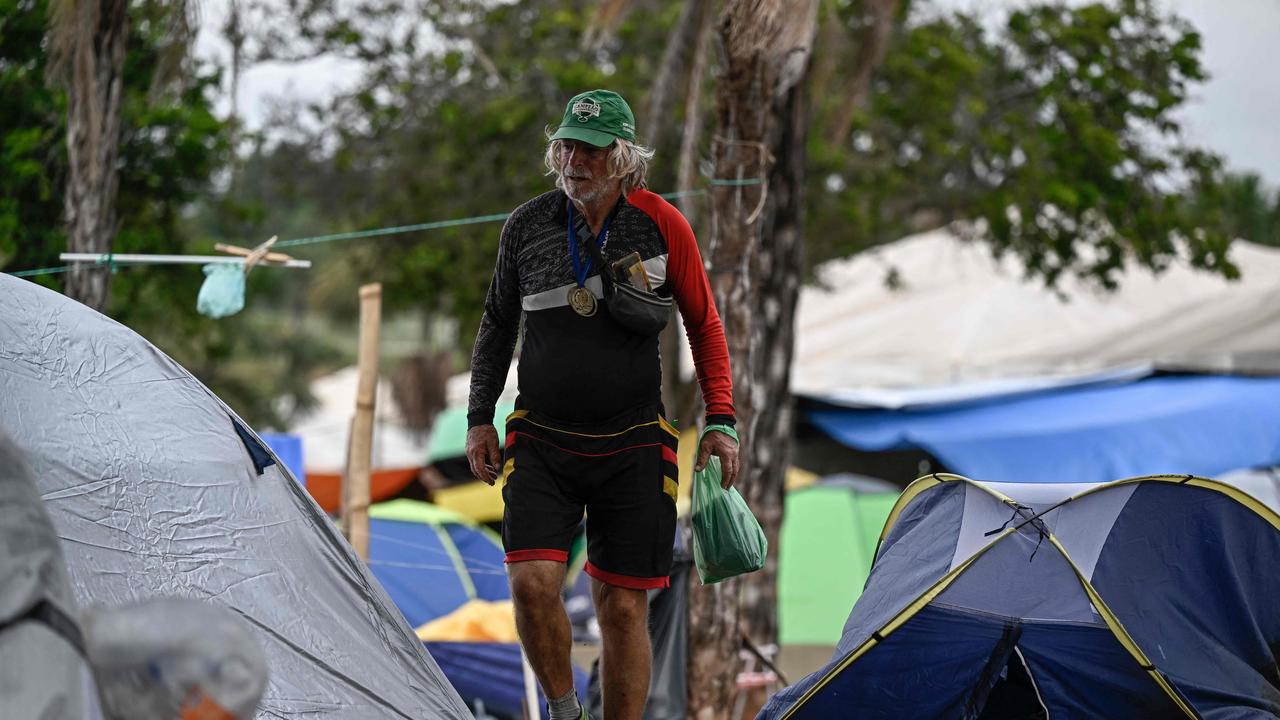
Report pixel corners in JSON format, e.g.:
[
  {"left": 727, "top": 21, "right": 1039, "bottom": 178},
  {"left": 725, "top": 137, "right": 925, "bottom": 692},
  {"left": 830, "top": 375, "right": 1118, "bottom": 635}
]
[{"left": 791, "top": 230, "right": 1280, "bottom": 397}]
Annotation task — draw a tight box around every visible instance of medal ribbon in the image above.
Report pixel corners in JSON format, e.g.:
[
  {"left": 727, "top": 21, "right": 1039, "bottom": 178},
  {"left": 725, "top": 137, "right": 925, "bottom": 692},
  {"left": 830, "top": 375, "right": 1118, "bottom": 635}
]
[{"left": 566, "top": 199, "right": 615, "bottom": 289}]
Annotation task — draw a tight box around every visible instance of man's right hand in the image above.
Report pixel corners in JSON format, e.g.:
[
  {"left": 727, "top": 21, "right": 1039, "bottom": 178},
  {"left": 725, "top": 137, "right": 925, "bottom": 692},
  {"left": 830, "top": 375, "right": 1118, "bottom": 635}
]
[{"left": 465, "top": 424, "right": 502, "bottom": 486}]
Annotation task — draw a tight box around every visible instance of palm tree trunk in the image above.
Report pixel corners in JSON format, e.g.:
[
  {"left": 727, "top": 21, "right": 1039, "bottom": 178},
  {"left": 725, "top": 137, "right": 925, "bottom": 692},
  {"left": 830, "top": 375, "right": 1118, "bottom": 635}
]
[
  {"left": 57, "top": 0, "right": 130, "bottom": 312},
  {"left": 687, "top": 1, "right": 817, "bottom": 717}
]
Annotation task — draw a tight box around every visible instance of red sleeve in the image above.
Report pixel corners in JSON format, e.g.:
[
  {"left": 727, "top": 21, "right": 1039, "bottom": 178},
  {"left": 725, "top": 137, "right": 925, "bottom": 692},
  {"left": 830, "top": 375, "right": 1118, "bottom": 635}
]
[{"left": 628, "top": 190, "right": 735, "bottom": 421}]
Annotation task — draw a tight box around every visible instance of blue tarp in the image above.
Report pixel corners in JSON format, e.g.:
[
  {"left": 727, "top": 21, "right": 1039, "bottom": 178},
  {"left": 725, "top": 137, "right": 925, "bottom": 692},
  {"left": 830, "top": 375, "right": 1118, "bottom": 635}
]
[
  {"left": 259, "top": 432, "right": 304, "bottom": 485},
  {"left": 807, "top": 375, "right": 1280, "bottom": 483}
]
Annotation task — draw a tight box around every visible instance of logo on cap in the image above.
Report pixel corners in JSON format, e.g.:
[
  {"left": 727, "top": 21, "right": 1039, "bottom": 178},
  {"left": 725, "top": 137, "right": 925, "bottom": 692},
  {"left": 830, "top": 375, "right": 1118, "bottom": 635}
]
[{"left": 572, "top": 98, "right": 602, "bottom": 123}]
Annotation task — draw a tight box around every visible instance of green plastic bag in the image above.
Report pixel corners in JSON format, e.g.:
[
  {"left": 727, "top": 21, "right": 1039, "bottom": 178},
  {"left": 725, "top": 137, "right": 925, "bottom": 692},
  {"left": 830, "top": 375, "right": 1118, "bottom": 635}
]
[{"left": 691, "top": 454, "right": 767, "bottom": 584}]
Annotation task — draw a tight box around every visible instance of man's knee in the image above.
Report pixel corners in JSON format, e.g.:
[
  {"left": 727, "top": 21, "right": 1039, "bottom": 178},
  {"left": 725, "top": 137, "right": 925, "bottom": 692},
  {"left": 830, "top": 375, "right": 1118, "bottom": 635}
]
[
  {"left": 596, "top": 585, "right": 648, "bottom": 630},
  {"left": 509, "top": 562, "right": 564, "bottom": 611}
]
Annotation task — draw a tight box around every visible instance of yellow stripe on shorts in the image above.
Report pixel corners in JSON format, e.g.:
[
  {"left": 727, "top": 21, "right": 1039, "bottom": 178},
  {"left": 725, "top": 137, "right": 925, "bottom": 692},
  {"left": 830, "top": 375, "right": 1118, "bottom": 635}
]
[{"left": 663, "top": 476, "right": 678, "bottom": 501}]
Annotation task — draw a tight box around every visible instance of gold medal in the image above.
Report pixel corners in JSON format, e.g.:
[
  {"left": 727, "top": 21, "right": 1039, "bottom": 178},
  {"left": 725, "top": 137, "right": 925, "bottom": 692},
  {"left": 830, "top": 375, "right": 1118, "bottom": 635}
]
[{"left": 568, "top": 286, "right": 597, "bottom": 317}]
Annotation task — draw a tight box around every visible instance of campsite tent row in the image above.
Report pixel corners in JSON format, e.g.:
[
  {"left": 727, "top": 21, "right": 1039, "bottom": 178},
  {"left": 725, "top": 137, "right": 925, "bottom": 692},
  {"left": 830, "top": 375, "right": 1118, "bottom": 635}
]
[{"left": 281, "top": 230, "right": 1280, "bottom": 501}]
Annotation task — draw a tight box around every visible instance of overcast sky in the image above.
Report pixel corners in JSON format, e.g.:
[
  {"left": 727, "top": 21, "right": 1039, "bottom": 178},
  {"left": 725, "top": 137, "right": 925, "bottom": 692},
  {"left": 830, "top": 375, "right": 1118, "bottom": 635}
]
[{"left": 196, "top": 0, "right": 1280, "bottom": 186}]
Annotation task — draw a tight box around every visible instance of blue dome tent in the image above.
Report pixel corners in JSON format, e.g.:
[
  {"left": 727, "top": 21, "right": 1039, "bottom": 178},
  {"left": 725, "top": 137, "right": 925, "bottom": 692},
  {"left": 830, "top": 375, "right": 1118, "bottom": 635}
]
[{"left": 761, "top": 473, "right": 1280, "bottom": 719}]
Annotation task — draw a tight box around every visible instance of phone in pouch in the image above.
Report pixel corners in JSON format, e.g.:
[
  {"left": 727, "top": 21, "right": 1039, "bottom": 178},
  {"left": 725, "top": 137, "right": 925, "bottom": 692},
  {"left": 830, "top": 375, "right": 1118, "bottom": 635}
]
[{"left": 610, "top": 251, "right": 651, "bottom": 291}]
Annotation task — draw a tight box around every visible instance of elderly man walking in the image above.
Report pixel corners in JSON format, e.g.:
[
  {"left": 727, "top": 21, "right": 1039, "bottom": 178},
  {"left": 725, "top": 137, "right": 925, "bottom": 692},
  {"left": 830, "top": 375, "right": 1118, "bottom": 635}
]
[{"left": 465, "top": 89, "right": 740, "bottom": 720}]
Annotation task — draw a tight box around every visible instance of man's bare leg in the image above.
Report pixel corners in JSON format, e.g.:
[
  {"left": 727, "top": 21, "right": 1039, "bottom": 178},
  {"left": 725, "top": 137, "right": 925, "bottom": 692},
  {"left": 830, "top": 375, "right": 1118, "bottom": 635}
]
[
  {"left": 509, "top": 561, "right": 575, "bottom": 698},
  {"left": 591, "top": 579, "right": 650, "bottom": 720}
]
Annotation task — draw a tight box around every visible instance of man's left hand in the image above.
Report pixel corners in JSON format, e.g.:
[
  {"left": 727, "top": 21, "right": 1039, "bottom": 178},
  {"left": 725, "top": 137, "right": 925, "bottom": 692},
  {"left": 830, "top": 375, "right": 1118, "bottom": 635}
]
[{"left": 695, "top": 429, "right": 740, "bottom": 489}]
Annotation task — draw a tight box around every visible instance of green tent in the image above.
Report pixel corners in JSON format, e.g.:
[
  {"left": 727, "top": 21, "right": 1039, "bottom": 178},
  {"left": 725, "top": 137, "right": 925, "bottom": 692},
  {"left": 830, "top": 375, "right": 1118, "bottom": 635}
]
[
  {"left": 778, "top": 481, "right": 898, "bottom": 645},
  {"left": 426, "top": 402, "right": 517, "bottom": 463}
]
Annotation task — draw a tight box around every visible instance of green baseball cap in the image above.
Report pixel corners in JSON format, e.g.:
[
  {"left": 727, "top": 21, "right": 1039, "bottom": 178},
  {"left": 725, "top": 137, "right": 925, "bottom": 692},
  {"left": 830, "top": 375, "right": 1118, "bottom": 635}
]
[{"left": 550, "top": 89, "right": 637, "bottom": 147}]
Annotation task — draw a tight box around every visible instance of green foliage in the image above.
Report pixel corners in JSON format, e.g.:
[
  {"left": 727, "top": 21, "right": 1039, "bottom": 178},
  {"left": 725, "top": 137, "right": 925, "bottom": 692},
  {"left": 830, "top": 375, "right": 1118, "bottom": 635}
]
[
  {"left": 811, "top": 0, "right": 1239, "bottom": 288},
  {"left": 255, "top": 0, "right": 677, "bottom": 353},
  {"left": 0, "top": 0, "right": 66, "bottom": 280},
  {"left": 0, "top": 0, "right": 338, "bottom": 429},
  {"left": 1187, "top": 172, "right": 1280, "bottom": 247},
  {"left": 7, "top": 0, "right": 1265, "bottom": 426}
]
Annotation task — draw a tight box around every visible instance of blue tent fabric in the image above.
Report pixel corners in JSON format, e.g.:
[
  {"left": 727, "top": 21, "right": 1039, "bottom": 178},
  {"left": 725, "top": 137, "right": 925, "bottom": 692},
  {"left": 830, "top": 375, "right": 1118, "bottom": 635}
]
[
  {"left": 780, "top": 605, "right": 1013, "bottom": 720},
  {"left": 760, "top": 475, "right": 1280, "bottom": 719},
  {"left": 366, "top": 516, "right": 509, "bottom": 628},
  {"left": 807, "top": 375, "right": 1280, "bottom": 483},
  {"left": 1016, "top": 622, "right": 1191, "bottom": 719},
  {"left": 1089, "top": 483, "right": 1280, "bottom": 716},
  {"left": 442, "top": 523, "right": 511, "bottom": 602}
]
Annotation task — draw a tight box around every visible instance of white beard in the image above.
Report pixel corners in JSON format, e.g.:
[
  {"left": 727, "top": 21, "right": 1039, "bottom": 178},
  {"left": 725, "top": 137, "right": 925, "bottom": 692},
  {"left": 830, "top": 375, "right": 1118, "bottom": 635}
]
[{"left": 562, "top": 171, "right": 619, "bottom": 206}]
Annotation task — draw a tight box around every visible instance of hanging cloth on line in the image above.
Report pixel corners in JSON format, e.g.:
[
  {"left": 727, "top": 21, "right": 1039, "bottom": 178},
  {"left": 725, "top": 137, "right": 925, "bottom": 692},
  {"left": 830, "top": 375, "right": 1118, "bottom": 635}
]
[{"left": 197, "top": 264, "right": 246, "bottom": 318}]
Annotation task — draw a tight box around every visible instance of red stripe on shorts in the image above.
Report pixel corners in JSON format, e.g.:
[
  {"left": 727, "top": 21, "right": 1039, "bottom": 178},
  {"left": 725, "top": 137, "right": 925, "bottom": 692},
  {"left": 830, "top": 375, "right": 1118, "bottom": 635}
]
[
  {"left": 505, "top": 549, "right": 569, "bottom": 564},
  {"left": 585, "top": 561, "right": 670, "bottom": 589},
  {"left": 661, "top": 445, "right": 678, "bottom": 465}
]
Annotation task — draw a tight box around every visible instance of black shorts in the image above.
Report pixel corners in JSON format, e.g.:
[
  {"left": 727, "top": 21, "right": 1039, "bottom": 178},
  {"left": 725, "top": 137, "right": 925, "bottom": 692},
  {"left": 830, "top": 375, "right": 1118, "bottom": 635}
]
[{"left": 499, "top": 403, "right": 679, "bottom": 589}]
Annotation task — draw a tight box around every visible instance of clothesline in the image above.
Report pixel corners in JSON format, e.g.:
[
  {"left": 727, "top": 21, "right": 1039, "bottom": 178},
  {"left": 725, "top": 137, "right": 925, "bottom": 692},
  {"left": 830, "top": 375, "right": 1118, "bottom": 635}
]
[{"left": 4, "top": 183, "right": 759, "bottom": 279}]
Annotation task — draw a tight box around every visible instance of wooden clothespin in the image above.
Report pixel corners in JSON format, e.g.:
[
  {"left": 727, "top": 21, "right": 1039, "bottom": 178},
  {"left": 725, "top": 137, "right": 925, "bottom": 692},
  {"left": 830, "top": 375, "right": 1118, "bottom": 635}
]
[{"left": 214, "top": 237, "right": 294, "bottom": 271}]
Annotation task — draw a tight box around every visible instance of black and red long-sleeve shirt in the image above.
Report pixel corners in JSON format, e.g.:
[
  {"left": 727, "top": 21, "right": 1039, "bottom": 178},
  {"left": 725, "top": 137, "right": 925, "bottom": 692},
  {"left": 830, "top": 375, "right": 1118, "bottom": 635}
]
[{"left": 467, "top": 188, "right": 734, "bottom": 428}]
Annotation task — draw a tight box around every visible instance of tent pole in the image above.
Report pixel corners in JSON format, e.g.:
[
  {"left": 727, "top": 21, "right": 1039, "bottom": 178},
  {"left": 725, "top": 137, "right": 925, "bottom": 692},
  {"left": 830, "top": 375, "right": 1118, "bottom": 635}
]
[
  {"left": 521, "top": 647, "right": 539, "bottom": 719},
  {"left": 343, "top": 283, "right": 381, "bottom": 560}
]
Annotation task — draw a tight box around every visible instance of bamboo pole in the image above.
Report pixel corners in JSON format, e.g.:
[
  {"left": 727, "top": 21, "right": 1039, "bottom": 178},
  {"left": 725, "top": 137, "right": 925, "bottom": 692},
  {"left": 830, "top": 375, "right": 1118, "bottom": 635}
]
[{"left": 343, "top": 283, "right": 381, "bottom": 560}]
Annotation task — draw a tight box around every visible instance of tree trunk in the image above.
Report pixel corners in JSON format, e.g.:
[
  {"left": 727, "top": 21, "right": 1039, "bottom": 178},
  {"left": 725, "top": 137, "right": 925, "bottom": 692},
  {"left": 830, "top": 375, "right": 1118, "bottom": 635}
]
[
  {"left": 737, "top": 54, "right": 808, "bottom": 650},
  {"left": 827, "top": 0, "right": 898, "bottom": 145},
  {"left": 59, "top": 0, "right": 130, "bottom": 312},
  {"left": 686, "top": 1, "right": 816, "bottom": 717},
  {"left": 644, "top": 0, "right": 706, "bottom": 152},
  {"left": 675, "top": 0, "right": 715, "bottom": 226}
]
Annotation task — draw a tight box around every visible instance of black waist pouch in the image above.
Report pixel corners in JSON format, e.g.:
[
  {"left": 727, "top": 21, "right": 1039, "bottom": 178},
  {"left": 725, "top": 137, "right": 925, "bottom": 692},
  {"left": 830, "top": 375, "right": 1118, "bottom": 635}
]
[{"left": 590, "top": 244, "right": 672, "bottom": 337}]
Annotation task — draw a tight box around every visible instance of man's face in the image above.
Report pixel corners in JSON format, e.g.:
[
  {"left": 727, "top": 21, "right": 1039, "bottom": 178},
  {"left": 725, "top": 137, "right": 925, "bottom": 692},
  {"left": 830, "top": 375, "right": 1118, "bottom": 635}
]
[{"left": 558, "top": 139, "right": 620, "bottom": 205}]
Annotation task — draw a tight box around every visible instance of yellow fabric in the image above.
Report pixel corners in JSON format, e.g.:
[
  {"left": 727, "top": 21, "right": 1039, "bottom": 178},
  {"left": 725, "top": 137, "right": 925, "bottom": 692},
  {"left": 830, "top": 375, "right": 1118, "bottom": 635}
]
[
  {"left": 785, "top": 466, "right": 819, "bottom": 491},
  {"left": 415, "top": 599, "right": 519, "bottom": 642},
  {"left": 663, "top": 476, "right": 678, "bottom": 501},
  {"left": 658, "top": 415, "right": 679, "bottom": 439},
  {"left": 433, "top": 480, "right": 506, "bottom": 523},
  {"left": 676, "top": 428, "right": 697, "bottom": 517}
]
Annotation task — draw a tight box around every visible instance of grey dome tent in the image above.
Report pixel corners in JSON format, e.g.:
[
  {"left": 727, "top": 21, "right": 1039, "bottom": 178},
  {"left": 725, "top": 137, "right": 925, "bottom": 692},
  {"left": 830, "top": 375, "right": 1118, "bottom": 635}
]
[
  {"left": 0, "top": 274, "right": 470, "bottom": 718},
  {"left": 760, "top": 473, "right": 1280, "bottom": 719}
]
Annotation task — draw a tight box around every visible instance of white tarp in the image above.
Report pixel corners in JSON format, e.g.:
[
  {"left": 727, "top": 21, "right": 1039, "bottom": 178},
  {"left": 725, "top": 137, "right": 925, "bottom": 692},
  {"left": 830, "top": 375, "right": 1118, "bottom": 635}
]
[
  {"left": 288, "top": 366, "right": 428, "bottom": 474},
  {"left": 792, "top": 230, "right": 1280, "bottom": 395}
]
